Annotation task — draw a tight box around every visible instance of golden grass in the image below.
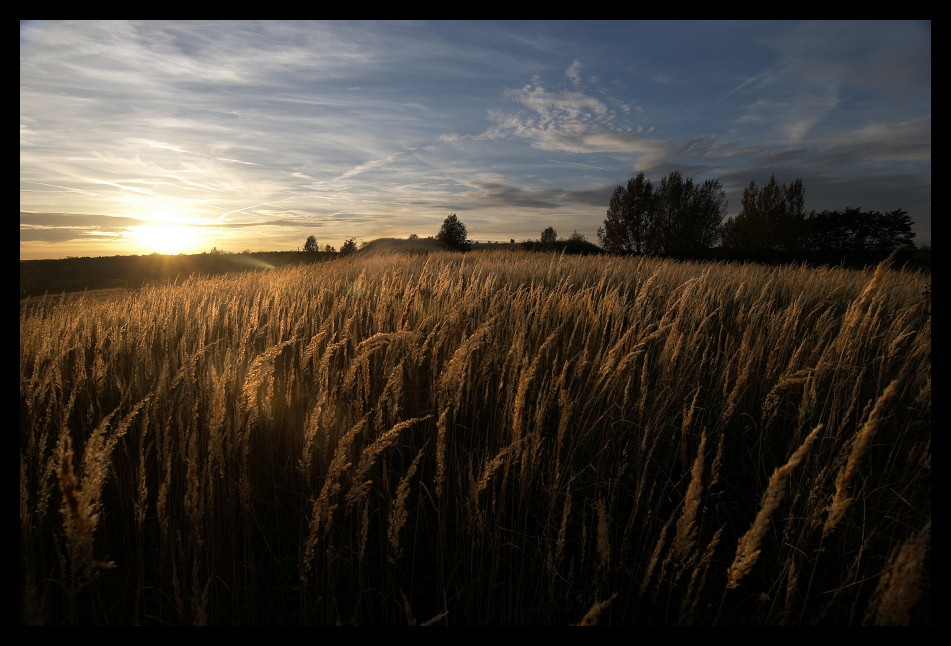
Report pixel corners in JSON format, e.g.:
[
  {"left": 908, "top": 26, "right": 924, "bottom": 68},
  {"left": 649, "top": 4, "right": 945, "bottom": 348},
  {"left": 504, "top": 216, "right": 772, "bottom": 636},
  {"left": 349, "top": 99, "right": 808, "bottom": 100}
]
[
  {"left": 20, "top": 250, "right": 930, "bottom": 625},
  {"left": 823, "top": 380, "right": 899, "bottom": 538},
  {"left": 725, "top": 423, "right": 822, "bottom": 590}
]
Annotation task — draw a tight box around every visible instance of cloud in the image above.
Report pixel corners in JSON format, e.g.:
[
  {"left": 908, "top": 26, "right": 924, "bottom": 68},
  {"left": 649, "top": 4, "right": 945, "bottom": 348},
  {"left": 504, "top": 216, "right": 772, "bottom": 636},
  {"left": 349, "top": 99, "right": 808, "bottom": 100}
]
[
  {"left": 471, "top": 73, "right": 732, "bottom": 169},
  {"left": 21, "top": 211, "right": 143, "bottom": 228},
  {"left": 85, "top": 178, "right": 169, "bottom": 198},
  {"left": 727, "top": 21, "right": 930, "bottom": 144},
  {"left": 743, "top": 115, "right": 932, "bottom": 174},
  {"left": 215, "top": 195, "right": 300, "bottom": 221},
  {"left": 336, "top": 152, "right": 404, "bottom": 180},
  {"left": 565, "top": 59, "right": 583, "bottom": 87},
  {"left": 459, "top": 176, "right": 564, "bottom": 209},
  {"left": 474, "top": 79, "right": 676, "bottom": 160},
  {"left": 19, "top": 211, "right": 147, "bottom": 244},
  {"left": 508, "top": 84, "right": 610, "bottom": 124}
]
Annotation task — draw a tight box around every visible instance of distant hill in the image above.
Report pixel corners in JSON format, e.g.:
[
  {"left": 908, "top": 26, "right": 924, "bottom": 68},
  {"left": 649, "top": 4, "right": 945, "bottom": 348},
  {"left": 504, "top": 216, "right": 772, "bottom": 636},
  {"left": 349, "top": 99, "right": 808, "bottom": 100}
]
[
  {"left": 354, "top": 237, "right": 452, "bottom": 256},
  {"left": 19, "top": 238, "right": 615, "bottom": 300},
  {"left": 19, "top": 250, "right": 333, "bottom": 300}
]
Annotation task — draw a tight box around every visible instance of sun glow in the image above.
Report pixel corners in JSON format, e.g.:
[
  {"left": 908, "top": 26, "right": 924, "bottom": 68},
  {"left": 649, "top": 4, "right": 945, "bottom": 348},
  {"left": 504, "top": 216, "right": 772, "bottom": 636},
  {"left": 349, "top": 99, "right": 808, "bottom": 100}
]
[{"left": 133, "top": 223, "right": 200, "bottom": 254}]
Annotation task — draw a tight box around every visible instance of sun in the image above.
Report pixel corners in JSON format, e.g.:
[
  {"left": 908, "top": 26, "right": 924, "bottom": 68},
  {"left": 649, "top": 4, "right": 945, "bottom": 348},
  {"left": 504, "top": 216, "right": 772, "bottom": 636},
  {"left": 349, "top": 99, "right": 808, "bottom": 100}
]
[{"left": 133, "top": 223, "right": 200, "bottom": 254}]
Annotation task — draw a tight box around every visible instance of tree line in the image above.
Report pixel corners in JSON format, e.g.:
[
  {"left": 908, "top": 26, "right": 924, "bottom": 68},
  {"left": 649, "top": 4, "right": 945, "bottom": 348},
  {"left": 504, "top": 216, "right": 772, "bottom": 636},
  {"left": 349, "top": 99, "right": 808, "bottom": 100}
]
[
  {"left": 303, "top": 234, "right": 362, "bottom": 257},
  {"left": 597, "top": 172, "right": 916, "bottom": 265},
  {"left": 300, "top": 173, "right": 917, "bottom": 268},
  {"left": 300, "top": 214, "right": 472, "bottom": 259}
]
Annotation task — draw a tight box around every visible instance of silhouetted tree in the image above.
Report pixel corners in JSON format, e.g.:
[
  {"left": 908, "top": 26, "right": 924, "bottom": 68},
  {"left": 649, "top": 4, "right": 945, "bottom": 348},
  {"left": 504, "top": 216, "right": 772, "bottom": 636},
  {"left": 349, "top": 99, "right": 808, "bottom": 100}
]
[
  {"left": 803, "top": 207, "right": 915, "bottom": 264},
  {"left": 598, "top": 171, "right": 725, "bottom": 257},
  {"left": 304, "top": 235, "right": 319, "bottom": 253},
  {"left": 598, "top": 172, "right": 656, "bottom": 253},
  {"left": 865, "top": 208, "right": 915, "bottom": 253},
  {"left": 541, "top": 227, "right": 558, "bottom": 244},
  {"left": 339, "top": 238, "right": 358, "bottom": 257},
  {"left": 436, "top": 213, "right": 470, "bottom": 250},
  {"left": 721, "top": 175, "right": 805, "bottom": 259},
  {"left": 654, "top": 171, "right": 727, "bottom": 257}
]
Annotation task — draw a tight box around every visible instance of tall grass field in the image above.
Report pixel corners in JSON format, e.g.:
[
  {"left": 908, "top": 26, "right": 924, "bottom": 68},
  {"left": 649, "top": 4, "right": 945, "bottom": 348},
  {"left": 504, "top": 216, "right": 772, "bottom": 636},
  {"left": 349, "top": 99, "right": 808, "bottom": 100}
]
[{"left": 20, "top": 250, "right": 930, "bottom": 625}]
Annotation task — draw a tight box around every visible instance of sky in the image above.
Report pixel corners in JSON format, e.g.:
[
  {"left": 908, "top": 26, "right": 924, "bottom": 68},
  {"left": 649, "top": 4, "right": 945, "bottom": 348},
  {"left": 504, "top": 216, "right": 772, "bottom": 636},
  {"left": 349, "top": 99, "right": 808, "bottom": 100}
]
[{"left": 20, "top": 20, "right": 931, "bottom": 259}]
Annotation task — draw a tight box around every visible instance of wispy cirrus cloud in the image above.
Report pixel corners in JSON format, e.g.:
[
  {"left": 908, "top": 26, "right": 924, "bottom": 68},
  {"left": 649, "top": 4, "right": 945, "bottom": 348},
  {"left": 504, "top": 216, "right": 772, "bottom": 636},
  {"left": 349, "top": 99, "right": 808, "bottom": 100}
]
[{"left": 336, "top": 152, "right": 405, "bottom": 180}]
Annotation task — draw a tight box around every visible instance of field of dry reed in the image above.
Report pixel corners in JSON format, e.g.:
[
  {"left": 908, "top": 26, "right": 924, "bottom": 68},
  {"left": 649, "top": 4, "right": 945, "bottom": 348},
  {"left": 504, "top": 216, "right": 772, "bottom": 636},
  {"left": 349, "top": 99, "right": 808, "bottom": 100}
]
[{"left": 20, "top": 250, "right": 930, "bottom": 625}]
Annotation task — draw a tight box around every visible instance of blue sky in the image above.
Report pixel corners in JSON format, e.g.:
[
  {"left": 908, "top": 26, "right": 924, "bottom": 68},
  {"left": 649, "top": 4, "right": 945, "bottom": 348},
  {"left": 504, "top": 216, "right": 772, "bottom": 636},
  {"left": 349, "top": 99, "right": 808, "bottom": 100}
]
[{"left": 20, "top": 20, "right": 931, "bottom": 259}]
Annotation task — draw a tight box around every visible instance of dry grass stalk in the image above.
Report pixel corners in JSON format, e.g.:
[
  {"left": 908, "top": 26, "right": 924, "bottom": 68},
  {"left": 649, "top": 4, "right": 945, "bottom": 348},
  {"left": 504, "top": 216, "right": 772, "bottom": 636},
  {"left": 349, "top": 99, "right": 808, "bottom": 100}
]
[
  {"left": 190, "top": 561, "right": 211, "bottom": 626},
  {"left": 574, "top": 592, "right": 618, "bottom": 626},
  {"left": 358, "top": 503, "right": 369, "bottom": 561},
  {"left": 823, "top": 380, "right": 899, "bottom": 538},
  {"left": 400, "top": 589, "right": 416, "bottom": 626},
  {"left": 672, "top": 431, "right": 707, "bottom": 563},
  {"left": 303, "top": 418, "right": 366, "bottom": 574},
  {"left": 399, "top": 589, "right": 449, "bottom": 626},
  {"left": 596, "top": 498, "right": 612, "bottom": 570},
  {"left": 783, "top": 555, "right": 800, "bottom": 620},
  {"left": 80, "top": 401, "right": 146, "bottom": 515},
  {"left": 58, "top": 432, "right": 100, "bottom": 582},
  {"left": 439, "top": 316, "right": 497, "bottom": 410},
  {"left": 863, "top": 517, "right": 930, "bottom": 626},
  {"left": 241, "top": 336, "right": 299, "bottom": 422},
  {"left": 299, "top": 394, "right": 327, "bottom": 488},
  {"left": 343, "top": 331, "right": 416, "bottom": 400},
  {"left": 552, "top": 485, "right": 571, "bottom": 574},
  {"left": 58, "top": 401, "right": 145, "bottom": 590},
  {"left": 726, "top": 423, "right": 823, "bottom": 590},
  {"left": 419, "top": 610, "right": 450, "bottom": 626},
  {"left": 553, "top": 383, "right": 574, "bottom": 482},
  {"left": 640, "top": 517, "right": 672, "bottom": 597},
  {"left": 389, "top": 447, "right": 425, "bottom": 563},
  {"left": 473, "top": 438, "right": 523, "bottom": 526},
  {"left": 679, "top": 526, "right": 724, "bottom": 624},
  {"left": 720, "top": 330, "right": 753, "bottom": 423},
  {"left": 347, "top": 415, "right": 431, "bottom": 508},
  {"left": 435, "top": 408, "right": 450, "bottom": 499},
  {"left": 511, "top": 357, "right": 539, "bottom": 447}
]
